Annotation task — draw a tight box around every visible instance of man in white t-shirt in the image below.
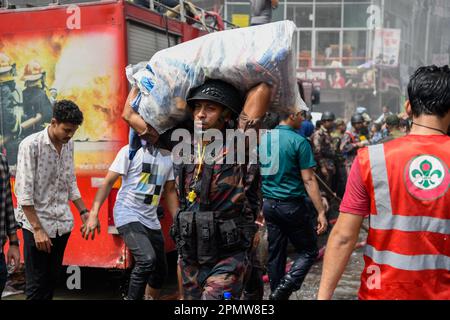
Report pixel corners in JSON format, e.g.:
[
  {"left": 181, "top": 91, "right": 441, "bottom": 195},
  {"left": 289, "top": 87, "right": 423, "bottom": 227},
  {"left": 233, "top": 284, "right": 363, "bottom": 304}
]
[{"left": 82, "top": 140, "right": 179, "bottom": 300}]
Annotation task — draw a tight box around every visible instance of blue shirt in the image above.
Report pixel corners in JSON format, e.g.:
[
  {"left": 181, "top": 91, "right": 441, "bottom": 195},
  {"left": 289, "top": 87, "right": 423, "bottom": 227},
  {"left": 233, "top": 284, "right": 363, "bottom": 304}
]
[
  {"left": 297, "top": 120, "right": 315, "bottom": 138},
  {"left": 260, "top": 125, "right": 317, "bottom": 200}
]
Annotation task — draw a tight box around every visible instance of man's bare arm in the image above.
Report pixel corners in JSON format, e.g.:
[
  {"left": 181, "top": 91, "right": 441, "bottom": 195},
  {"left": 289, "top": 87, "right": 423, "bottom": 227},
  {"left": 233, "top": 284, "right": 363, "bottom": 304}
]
[
  {"left": 81, "top": 170, "right": 121, "bottom": 240},
  {"left": 162, "top": 180, "right": 179, "bottom": 218},
  {"left": 301, "top": 167, "right": 328, "bottom": 234},
  {"left": 317, "top": 213, "right": 363, "bottom": 300},
  {"left": 242, "top": 83, "right": 272, "bottom": 120},
  {"left": 122, "top": 87, "right": 148, "bottom": 134}
]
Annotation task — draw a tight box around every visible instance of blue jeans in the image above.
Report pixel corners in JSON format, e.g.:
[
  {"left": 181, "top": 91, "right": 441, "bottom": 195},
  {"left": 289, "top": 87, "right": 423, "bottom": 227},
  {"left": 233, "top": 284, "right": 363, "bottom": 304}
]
[
  {"left": 0, "top": 252, "right": 7, "bottom": 299},
  {"left": 117, "top": 222, "right": 168, "bottom": 300},
  {"left": 263, "top": 198, "right": 318, "bottom": 292}
]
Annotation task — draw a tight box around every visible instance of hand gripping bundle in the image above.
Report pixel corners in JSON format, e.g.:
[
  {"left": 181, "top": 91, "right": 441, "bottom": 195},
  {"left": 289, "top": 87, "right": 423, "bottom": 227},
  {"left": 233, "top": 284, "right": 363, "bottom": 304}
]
[{"left": 126, "top": 20, "right": 306, "bottom": 135}]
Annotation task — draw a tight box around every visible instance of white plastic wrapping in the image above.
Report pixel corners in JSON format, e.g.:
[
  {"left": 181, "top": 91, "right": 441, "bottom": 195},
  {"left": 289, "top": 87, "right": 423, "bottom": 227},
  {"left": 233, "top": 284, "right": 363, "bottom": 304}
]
[{"left": 126, "top": 20, "right": 306, "bottom": 134}]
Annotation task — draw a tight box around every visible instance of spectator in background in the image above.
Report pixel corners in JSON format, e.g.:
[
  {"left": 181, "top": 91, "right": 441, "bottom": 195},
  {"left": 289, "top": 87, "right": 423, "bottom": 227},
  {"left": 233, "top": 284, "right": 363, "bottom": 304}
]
[
  {"left": 375, "top": 105, "right": 393, "bottom": 124},
  {"left": 250, "top": 0, "right": 278, "bottom": 26},
  {"left": 399, "top": 118, "right": 411, "bottom": 135},
  {"left": 379, "top": 114, "right": 405, "bottom": 144},
  {"left": 331, "top": 118, "right": 346, "bottom": 141},
  {"left": 369, "top": 122, "right": 383, "bottom": 144},
  {"left": 297, "top": 111, "right": 314, "bottom": 138}
]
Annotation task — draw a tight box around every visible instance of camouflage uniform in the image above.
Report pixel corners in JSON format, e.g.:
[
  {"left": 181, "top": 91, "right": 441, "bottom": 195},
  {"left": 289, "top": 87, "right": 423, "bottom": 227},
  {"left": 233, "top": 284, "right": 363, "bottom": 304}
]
[
  {"left": 330, "top": 131, "right": 346, "bottom": 198},
  {"left": 174, "top": 112, "right": 263, "bottom": 300},
  {"left": 340, "top": 129, "right": 363, "bottom": 176},
  {"left": 311, "top": 125, "right": 336, "bottom": 187}
]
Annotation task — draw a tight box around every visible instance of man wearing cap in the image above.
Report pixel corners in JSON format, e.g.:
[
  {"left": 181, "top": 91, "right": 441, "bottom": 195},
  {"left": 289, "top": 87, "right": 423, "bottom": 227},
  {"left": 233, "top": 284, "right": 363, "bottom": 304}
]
[
  {"left": 340, "top": 114, "right": 369, "bottom": 175},
  {"left": 311, "top": 111, "right": 336, "bottom": 188},
  {"left": 123, "top": 79, "right": 272, "bottom": 300},
  {"left": 173, "top": 80, "right": 272, "bottom": 300}
]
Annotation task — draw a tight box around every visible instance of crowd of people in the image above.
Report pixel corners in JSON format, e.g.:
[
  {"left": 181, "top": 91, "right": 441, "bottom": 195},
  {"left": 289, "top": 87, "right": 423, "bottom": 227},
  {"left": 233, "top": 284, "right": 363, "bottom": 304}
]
[{"left": 0, "top": 65, "right": 449, "bottom": 301}]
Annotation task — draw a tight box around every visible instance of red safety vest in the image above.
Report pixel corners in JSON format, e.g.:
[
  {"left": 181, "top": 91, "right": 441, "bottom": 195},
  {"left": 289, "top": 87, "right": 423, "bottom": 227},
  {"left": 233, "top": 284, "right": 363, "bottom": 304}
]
[{"left": 357, "top": 135, "right": 450, "bottom": 300}]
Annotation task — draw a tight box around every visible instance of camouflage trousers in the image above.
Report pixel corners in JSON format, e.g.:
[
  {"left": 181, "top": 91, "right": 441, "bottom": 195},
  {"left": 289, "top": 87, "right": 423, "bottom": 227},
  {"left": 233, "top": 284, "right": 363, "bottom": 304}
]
[{"left": 179, "top": 251, "right": 250, "bottom": 300}]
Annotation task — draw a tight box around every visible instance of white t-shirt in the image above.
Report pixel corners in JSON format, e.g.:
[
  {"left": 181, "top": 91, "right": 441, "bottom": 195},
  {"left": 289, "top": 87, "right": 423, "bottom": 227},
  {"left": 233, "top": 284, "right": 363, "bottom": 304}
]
[{"left": 109, "top": 145, "right": 174, "bottom": 230}]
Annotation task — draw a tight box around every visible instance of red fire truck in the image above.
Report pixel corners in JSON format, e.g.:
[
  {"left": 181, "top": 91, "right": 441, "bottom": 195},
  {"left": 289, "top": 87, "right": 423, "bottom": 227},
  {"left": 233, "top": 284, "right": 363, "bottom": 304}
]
[{"left": 0, "top": 0, "right": 219, "bottom": 269}]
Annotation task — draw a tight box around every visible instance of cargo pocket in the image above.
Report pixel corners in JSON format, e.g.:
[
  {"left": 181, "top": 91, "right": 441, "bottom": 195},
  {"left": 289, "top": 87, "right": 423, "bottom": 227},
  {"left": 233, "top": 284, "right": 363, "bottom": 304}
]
[
  {"left": 176, "top": 211, "right": 197, "bottom": 264},
  {"left": 196, "top": 211, "right": 218, "bottom": 265},
  {"left": 217, "top": 218, "right": 242, "bottom": 252}
]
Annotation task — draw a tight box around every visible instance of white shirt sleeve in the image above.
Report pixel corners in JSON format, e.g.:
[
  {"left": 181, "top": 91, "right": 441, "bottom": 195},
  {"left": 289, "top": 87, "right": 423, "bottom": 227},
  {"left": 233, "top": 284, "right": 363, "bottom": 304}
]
[
  {"left": 109, "top": 146, "right": 131, "bottom": 175},
  {"left": 68, "top": 141, "right": 82, "bottom": 201},
  {"left": 167, "top": 160, "right": 175, "bottom": 181},
  {"left": 15, "top": 140, "right": 36, "bottom": 206}
]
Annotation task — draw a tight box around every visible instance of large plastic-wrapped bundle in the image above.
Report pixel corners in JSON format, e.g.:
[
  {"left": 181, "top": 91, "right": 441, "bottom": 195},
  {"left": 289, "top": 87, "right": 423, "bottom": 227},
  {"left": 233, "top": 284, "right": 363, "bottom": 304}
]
[{"left": 126, "top": 20, "right": 304, "bottom": 134}]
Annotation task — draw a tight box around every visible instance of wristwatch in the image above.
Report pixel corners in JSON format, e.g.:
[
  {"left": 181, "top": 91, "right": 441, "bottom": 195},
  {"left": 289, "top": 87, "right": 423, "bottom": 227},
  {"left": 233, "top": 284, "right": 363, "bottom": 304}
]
[
  {"left": 9, "top": 240, "right": 19, "bottom": 247},
  {"left": 80, "top": 209, "right": 89, "bottom": 216}
]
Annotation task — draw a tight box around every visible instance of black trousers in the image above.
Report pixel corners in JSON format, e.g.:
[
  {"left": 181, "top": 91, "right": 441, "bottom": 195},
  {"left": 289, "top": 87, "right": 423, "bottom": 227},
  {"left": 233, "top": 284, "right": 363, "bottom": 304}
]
[
  {"left": 263, "top": 198, "right": 318, "bottom": 292},
  {"left": 117, "top": 222, "right": 168, "bottom": 300},
  {"left": 23, "top": 229, "right": 70, "bottom": 300},
  {"left": 0, "top": 251, "right": 6, "bottom": 299}
]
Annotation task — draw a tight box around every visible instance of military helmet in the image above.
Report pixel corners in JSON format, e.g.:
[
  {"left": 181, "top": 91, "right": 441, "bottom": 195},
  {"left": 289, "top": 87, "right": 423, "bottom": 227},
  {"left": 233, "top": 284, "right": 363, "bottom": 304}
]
[
  {"left": 351, "top": 113, "right": 364, "bottom": 124},
  {"left": 0, "top": 53, "right": 13, "bottom": 74},
  {"left": 321, "top": 111, "right": 336, "bottom": 122},
  {"left": 22, "top": 61, "right": 45, "bottom": 81},
  {"left": 187, "top": 79, "right": 244, "bottom": 115},
  {"left": 335, "top": 118, "right": 345, "bottom": 127}
]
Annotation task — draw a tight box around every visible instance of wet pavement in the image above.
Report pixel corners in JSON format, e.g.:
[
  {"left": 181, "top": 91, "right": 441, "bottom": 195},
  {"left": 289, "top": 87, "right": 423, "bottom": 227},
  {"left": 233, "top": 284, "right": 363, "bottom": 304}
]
[{"left": 3, "top": 230, "right": 367, "bottom": 301}]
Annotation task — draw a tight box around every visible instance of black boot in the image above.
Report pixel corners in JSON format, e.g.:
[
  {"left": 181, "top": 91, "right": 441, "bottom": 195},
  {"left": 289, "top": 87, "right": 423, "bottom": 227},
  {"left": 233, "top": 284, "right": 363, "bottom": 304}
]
[{"left": 269, "top": 276, "right": 296, "bottom": 300}]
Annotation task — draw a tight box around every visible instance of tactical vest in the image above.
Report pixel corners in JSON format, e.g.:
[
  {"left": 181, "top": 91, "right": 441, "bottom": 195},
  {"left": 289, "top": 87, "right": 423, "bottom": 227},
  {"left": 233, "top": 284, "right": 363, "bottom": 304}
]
[
  {"left": 357, "top": 135, "right": 450, "bottom": 300},
  {"left": 171, "top": 162, "right": 257, "bottom": 266}
]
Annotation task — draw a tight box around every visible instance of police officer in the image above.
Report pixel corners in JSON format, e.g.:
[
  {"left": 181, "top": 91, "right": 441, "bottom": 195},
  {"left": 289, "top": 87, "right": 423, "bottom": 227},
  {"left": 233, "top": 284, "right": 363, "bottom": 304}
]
[
  {"left": 330, "top": 118, "right": 347, "bottom": 197},
  {"left": 340, "top": 113, "right": 369, "bottom": 176},
  {"left": 21, "top": 61, "right": 53, "bottom": 138},
  {"left": 311, "top": 111, "right": 336, "bottom": 188},
  {"left": 0, "top": 52, "right": 22, "bottom": 165}
]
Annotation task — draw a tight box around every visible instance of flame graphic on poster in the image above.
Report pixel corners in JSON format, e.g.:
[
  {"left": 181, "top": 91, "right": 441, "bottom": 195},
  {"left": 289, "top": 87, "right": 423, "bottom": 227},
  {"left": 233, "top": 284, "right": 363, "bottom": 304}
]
[
  {"left": 52, "top": 33, "right": 122, "bottom": 141},
  {"left": 0, "top": 30, "right": 125, "bottom": 173}
]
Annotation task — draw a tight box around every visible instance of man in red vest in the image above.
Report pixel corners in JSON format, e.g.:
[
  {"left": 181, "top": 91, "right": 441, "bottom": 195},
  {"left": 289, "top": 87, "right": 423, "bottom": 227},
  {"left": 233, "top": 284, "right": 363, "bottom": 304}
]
[{"left": 318, "top": 65, "right": 450, "bottom": 300}]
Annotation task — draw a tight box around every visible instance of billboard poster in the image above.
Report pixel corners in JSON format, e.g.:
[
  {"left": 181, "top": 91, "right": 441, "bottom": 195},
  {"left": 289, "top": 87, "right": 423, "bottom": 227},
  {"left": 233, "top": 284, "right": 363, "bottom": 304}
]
[
  {"left": 0, "top": 4, "right": 128, "bottom": 175},
  {"left": 297, "top": 67, "right": 376, "bottom": 90},
  {"left": 373, "top": 28, "right": 401, "bottom": 67}
]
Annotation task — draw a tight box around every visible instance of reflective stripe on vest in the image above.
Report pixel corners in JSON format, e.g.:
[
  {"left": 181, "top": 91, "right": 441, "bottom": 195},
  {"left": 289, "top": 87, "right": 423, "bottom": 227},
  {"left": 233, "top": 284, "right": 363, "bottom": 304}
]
[
  {"left": 365, "top": 244, "right": 450, "bottom": 271},
  {"left": 365, "top": 144, "right": 450, "bottom": 271}
]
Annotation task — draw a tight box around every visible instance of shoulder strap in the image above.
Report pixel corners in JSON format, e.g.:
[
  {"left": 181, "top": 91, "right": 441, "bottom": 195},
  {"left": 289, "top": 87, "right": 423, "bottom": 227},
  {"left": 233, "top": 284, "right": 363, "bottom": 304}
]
[
  {"left": 178, "top": 164, "right": 187, "bottom": 211},
  {"left": 199, "top": 164, "right": 214, "bottom": 211}
]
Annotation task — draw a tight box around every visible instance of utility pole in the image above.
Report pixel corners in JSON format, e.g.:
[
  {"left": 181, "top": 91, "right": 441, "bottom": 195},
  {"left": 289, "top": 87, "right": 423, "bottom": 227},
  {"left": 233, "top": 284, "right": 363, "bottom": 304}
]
[
  {"left": 424, "top": 0, "right": 431, "bottom": 65},
  {"left": 378, "top": 0, "right": 385, "bottom": 114}
]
